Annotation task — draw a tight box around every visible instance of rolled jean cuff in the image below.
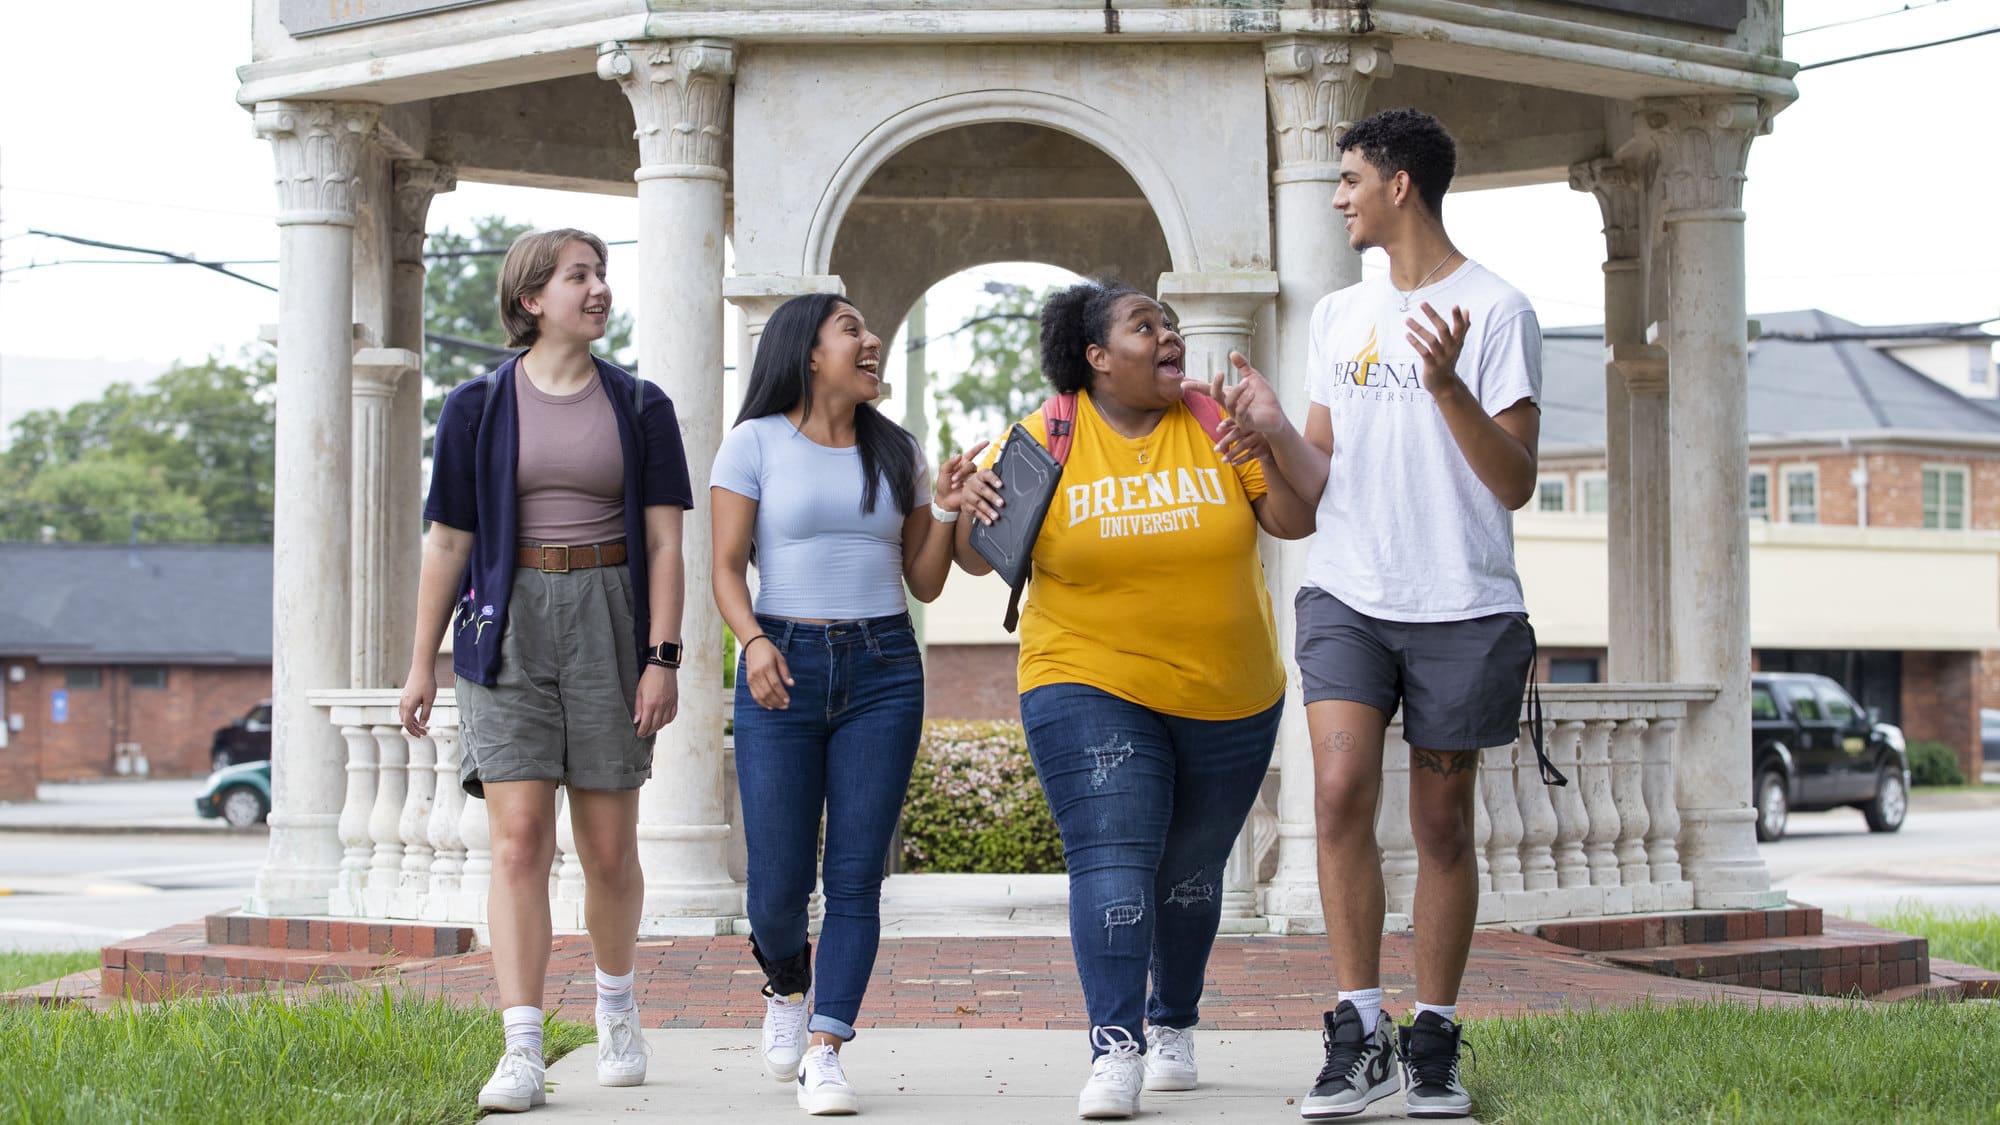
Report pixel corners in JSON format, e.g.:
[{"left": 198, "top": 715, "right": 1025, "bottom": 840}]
[{"left": 808, "top": 1014, "right": 856, "bottom": 1040}]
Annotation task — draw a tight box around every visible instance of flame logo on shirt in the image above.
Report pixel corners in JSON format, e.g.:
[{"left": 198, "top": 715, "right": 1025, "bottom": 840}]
[{"left": 1352, "top": 327, "right": 1380, "bottom": 384}]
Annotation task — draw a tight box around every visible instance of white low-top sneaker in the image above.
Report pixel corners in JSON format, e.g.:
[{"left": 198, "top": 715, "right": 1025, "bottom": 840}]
[
  {"left": 795, "top": 1043, "right": 859, "bottom": 1115},
  {"left": 762, "top": 988, "right": 812, "bottom": 1081},
  {"left": 478, "top": 1044, "right": 547, "bottom": 1113},
  {"left": 1078, "top": 1026, "right": 1145, "bottom": 1119},
  {"left": 1144, "top": 1023, "right": 1199, "bottom": 1091},
  {"left": 595, "top": 1007, "right": 652, "bottom": 1087}
]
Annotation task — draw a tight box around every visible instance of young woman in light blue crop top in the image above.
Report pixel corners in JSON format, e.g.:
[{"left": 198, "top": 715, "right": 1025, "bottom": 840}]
[{"left": 710, "top": 292, "right": 984, "bottom": 1115}]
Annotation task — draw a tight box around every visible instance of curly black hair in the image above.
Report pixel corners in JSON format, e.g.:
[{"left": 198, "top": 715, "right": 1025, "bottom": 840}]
[
  {"left": 1038, "top": 279, "right": 1146, "bottom": 394},
  {"left": 1337, "top": 107, "right": 1457, "bottom": 218}
]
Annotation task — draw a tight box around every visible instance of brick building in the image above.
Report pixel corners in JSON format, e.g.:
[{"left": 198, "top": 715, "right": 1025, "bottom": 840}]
[{"left": 0, "top": 544, "right": 272, "bottom": 798}]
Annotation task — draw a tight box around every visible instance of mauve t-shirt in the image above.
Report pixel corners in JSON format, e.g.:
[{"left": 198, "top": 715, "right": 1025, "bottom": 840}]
[{"left": 514, "top": 366, "right": 627, "bottom": 545}]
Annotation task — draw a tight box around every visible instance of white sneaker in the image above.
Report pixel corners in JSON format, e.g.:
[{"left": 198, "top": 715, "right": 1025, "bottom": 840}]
[
  {"left": 795, "top": 1043, "right": 859, "bottom": 1115},
  {"left": 762, "top": 988, "right": 812, "bottom": 1081},
  {"left": 1078, "top": 1026, "right": 1145, "bottom": 1119},
  {"left": 478, "top": 1044, "right": 547, "bottom": 1112},
  {"left": 595, "top": 1006, "right": 652, "bottom": 1087},
  {"left": 1144, "top": 1023, "right": 1199, "bottom": 1091}
]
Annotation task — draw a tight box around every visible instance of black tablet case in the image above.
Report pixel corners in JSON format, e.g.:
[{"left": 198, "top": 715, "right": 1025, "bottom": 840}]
[{"left": 968, "top": 423, "right": 1063, "bottom": 629}]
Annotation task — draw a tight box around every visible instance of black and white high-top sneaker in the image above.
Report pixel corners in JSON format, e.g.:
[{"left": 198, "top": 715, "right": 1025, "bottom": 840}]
[
  {"left": 1300, "top": 1001, "right": 1399, "bottom": 1119},
  {"left": 1396, "top": 1011, "right": 1474, "bottom": 1118}
]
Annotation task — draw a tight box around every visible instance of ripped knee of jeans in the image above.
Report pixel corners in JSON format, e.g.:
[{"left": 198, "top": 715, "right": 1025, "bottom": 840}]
[
  {"left": 1101, "top": 897, "right": 1144, "bottom": 946},
  {"left": 1164, "top": 868, "right": 1216, "bottom": 908},
  {"left": 1087, "top": 735, "right": 1135, "bottom": 789}
]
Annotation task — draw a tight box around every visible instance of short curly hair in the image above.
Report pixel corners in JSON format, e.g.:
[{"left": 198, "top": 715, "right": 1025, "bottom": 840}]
[
  {"left": 1038, "top": 279, "right": 1145, "bottom": 395},
  {"left": 1337, "top": 107, "right": 1457, "bottom": 218}
]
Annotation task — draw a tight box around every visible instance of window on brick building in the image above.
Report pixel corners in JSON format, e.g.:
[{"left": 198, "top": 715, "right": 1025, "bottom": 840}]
[
  {"left": 65, "top": 666, "right": 101, "bottom": 690},
  {"left": 128, "top": 665, "right": 167, "bottom": 690},
  {"left": 1536, "top": 476, "right": 1567, "bottom": 512},
  {"left": 1550, "top": 658, "right": 1599, "bottom": 683},
  {"left": 1784, "top": 467, "right": 1818, "bottom": 524},
  {"left": 1580, "top": 472, "right": 1608, "bottom": 514},
  {"left": 1748, "top": 469, "right": 1770, "bottom": 521},
  {"left": 1922, "top": 465, "right": 1967, "bottom": 529}
]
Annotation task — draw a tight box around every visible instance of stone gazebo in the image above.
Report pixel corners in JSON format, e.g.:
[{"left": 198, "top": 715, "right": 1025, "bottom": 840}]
[{"left": 238, "top": 1, "right": 1796, "bottom": 932}]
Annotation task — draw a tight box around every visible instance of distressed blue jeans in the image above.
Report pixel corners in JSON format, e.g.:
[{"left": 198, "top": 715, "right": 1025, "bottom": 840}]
[
  {"left": 733, "top": 613, "right": 926, "bottom": 1039},
  {"left": 1021, "top": 683, "right": 1281, "bottom": 1055}
]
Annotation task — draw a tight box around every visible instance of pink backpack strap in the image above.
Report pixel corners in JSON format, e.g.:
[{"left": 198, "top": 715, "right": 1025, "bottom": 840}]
[
  {"left": 1182, "top": 388, "right": 1227, "bottom": 445},
  {"left": 1040, "top": 393, "right": 1079, "bottom": 464}
]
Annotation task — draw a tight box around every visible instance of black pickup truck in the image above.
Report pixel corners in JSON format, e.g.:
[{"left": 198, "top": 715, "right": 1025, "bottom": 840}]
[{"left": 1752, "top": 672, "right": 1910, "bottom": 842}]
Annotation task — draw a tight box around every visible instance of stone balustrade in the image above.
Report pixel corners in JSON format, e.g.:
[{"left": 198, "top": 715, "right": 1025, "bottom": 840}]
[{"left": 311, "top": 682, "right": 1709, "bottom": 929}]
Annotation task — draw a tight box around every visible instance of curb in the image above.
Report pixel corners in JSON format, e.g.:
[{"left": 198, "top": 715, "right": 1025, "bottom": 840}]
[{"left": 0, "top": 823, "right": 255, "bottom": 837}]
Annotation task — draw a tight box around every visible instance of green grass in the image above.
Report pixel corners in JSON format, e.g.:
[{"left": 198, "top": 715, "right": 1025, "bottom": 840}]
[
  {"left": 1873, "top": 903, "right": 2000, "bottom": 972},
  {"left": 0, "top": 990, "right": 590, "bottom": 1124},
  {"left": 0, "top": 949, "right": 98, "bottom": 992},
  {"left": 1469, "top": 999, "right": 2000, "bottom": 1124}
]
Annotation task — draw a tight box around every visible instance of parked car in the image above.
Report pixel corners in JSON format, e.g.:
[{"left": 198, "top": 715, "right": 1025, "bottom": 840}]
[
  {"left": 210, "top": 699, "right": 272, "bottom": 772},
  {"left": 195, "top": 760, "right": 271, "bottom": 829},
  {"left": 1982, "top": 708, "right": 2000, "bottom": 763},
  {"left": 1752, "top": 672, "right": 1910, "bottom": 842}
]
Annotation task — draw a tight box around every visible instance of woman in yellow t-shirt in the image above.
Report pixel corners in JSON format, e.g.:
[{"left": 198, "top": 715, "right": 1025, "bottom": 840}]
[{"left": 952, "top": 279, "right": 1316, "bottom": 1119}]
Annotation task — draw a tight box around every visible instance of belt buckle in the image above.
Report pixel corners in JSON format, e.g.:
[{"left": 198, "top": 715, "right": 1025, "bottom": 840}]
[{"left": 541, "top": 544, "right": 570, "bottom": 573}]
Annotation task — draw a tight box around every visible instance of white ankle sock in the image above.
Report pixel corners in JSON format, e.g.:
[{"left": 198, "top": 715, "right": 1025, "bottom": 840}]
[
  {"left": 1413, "top": 1002, "right": 1458, "bottom": 1025},
  {"left": 1339, "top": 988, "right": 1384, "bottom": 1034},
  {"left": 595, "top": 967, "right": 636, "bottom": 1014},
  {"left": 502, "top": 1005, "right": 545, "bottom": 1059}
]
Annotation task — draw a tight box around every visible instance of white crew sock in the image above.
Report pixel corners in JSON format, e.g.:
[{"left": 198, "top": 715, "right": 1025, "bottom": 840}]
[
  {"left": 1413, "top": 1001, "right": 1458, "bottom": 1025},
  {"left": 502, "top": 1005, "right": 545, "bottom": 1059},
  {"left": 1339, "top": 988, "right": 1384, "bottom": 1035},
  {"left": 596, "top": 966, "right": 636, "bottom": 1014}
]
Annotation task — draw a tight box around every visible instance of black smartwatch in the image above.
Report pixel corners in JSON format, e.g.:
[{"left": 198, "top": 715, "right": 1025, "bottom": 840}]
[{"left": 646, "top": 641, "right": 683, "bottom": 670}]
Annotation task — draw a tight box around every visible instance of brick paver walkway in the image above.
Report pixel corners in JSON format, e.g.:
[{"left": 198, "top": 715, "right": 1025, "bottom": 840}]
[{"left": 391, "top": 929, "right": 1829, "bottom": 1028}]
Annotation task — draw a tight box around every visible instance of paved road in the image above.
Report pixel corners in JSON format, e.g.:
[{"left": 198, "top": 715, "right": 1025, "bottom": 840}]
[
  {"left": 1761, "top": 791, "right": 2000, "bottom": 918},
  {"left": 0, "top": 831, "right": 266, "bottom": 952}
]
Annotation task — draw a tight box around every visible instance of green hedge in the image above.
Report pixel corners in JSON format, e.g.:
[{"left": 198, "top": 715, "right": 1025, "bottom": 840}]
[
  {"left": 1906, "top": 739, "right": 1965, "bottom": 787},
  {"left": 900, "top": 721, "right": 1064, "bottom": 874}
]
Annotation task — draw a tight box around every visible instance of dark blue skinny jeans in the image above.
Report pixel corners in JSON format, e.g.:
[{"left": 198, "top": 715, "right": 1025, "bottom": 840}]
[
  {"left": 1021, "top": 683, "right": 1281, "bottom": 1056},
  {"left": 733, "top": 612, "right": 925, "bottom": 1040}
]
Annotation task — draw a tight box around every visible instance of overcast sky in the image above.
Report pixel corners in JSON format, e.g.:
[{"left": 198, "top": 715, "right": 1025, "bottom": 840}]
[{"left": 1, "top": 1, "right": 1995, "bottom": 436}]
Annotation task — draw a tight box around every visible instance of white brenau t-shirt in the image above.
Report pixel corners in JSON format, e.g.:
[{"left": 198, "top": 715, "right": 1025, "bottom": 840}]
[{"left": 1303, "top": 260, "right": 1541, "bottom": 622}]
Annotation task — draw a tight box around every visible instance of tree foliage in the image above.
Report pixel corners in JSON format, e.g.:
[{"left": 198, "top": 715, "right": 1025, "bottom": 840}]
[
  {"left": 0, "top": 352, "right": 275, "bottom": 542},
  {"left": 930, "top": 285, "right": 1052, "bottom": 457}
]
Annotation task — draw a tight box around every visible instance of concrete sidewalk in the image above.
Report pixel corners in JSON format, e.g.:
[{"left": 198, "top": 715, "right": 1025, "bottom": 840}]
[
  {"left": 533, "top": 1029, "right": 1466, "bottom": 1122},
  {"left": 0, "top": 779, "right": 237, "bottom": 834}
]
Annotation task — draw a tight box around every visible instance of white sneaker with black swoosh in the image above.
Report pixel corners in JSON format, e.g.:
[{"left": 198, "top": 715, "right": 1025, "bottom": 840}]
[{"left": 1299, "top": 1001, "right": 1399, "bottom": 1118}]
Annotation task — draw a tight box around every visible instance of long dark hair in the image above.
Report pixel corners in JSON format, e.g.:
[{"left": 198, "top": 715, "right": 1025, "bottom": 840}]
[{"left": 736, "top": 293, "right": 918, "bottom": 516}]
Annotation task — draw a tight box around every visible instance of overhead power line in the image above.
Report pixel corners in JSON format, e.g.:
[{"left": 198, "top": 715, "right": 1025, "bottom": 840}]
[
  {"left": 1797, "top": 24, "right": 2000, "bottom": 70},
  {"left": 1789, "top": 0, "right": 1952, "bottom": 37},
  {"left": 24, "top": 229, "right": 276, "bottom": 292}
]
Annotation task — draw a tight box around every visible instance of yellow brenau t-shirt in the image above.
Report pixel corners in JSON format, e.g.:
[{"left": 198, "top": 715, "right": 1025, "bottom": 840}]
[{"left": 994, "top": 391, "right": 1284, "bottom": 721}]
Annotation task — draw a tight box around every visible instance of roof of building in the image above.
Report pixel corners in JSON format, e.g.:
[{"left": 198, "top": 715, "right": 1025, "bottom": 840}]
[
  {"left": 0, "top": 542, "right": 272, "bottom": 664},
  {"left": 1540, "top": 310, "right": 2000, "bottom": 451}
]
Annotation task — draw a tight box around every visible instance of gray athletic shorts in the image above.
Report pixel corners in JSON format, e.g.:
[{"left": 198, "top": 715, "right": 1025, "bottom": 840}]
[
  {"left": 1294, "top": 586, "right": 1533, "bottom": 753},
  {"left": 456, "top": 564, "right": 653, "bottom": 798}
]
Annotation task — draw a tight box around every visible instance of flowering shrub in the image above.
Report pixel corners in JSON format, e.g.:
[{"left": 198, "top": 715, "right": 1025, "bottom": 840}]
[{"left": 900, "top": 721, "right": 1064, "bottom": 873}]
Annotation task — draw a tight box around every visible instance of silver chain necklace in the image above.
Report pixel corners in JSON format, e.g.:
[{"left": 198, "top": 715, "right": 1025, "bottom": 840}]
[{"left": 1396, "top": 250, "right": 1458, "bottom": 313}]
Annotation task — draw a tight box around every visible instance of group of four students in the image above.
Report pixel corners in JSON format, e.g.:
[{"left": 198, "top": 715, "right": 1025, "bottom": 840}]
[{"left": 398, "top": 107, "right": 1543, "bottom": 1121}]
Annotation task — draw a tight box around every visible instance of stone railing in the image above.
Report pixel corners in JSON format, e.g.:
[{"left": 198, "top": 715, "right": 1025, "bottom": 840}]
[{"left": 311, "top": 682, "right": 1710, "bottom": 929}]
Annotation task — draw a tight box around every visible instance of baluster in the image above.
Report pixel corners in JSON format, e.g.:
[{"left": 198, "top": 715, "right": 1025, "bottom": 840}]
[
  {"left": 333, "top": 724, "right": 377, "bottom": 915},
  {"left": 549, "top": 788, "right": 569, "bottom": 903},
  {"left": 367, "top": 725, "right": 410, "bottom": 912},
  {"left": 399, "top": 730, "right": 437, "bottom": 904},
  {"left": 1642, "top": 717, "right": 1684, "bottom": 885},
  {"left": 1549, "top": 720, "right": 1590, "bottom": 889},
  {"left": 554, "top": 788, "right": 587, "bottom": 909},
  {"left": 1379, "top": 726, "right": 1418, "bottom": 914},
  {"left": 1581, "top": 720, "right": 1621, "bottom": 887},
  {"left": 1514, "top": 721, "right": 1559, "bottom": 891},
  {"left": 426, "top": 722, "right": 466, "bottom": 914},
  {"left": 1472, "top": 773, "right": 1492, "bottom": 894},
  {"left": 458, "top": 794, "right": 492, "bottom": 919},
  {"left": 1221, "top": 819, "right": 1261, "bottom": 921},
  {"left": 1482, "top": 742, "right": 1525, "bottom": 893},
  {"left": 1611, "top": 719, "right": 1653, "bottom": 887}
]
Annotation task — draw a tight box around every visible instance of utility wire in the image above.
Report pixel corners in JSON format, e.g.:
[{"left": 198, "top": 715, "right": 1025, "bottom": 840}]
[
  {"left": 1789, "top": 0, "right": 1952, "bottom": 37},
  {"left": 1797, "top": 24, "right": 2000, "bottom": 70},
  {"left": 24, "top": 229, "right": 276, "bottom": 293}
]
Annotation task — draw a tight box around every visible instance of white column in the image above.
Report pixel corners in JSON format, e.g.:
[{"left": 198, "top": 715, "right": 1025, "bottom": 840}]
[
  {"left": 1641, "top": 96, "right": 1781, "bottom": 909},
  {"left": 1570, "top": 159, "right": 1667, "bottom": 683},
  {"left": 250, "top": 101, "right": 377, "bottom": 914},
  {"left": 723, "top": 274, "right": 847, "bottom": 412},
  {"left": 385, "top": 161, "right": 455, "bottom": 688},
  {"left": 601, "top": 38, "right": 745, "bottom": 929},
  {"left": 350, "top": 348, "right": 420, "bottom": 690},
  {"left": 1258, "top": 35, "right": 1390, "bottom": 931},
  {"left": 1156, "top": 273, "right": 1280, "bottom": 386}
]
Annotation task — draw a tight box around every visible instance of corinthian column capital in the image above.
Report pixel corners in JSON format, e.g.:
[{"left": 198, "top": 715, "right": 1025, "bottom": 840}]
[
  {"left": 1635, "top": 96, "right": 1768, "bottom": 221},
  {"left": 254, "top": 101, "right": 380, "bottom": 227},
  {"left": 598, "top": 38, "right": 736, "bottom": 180},
  {"left": 1568, "top": 157, "right": 1646, "bottom": 262},
  {"left": 390, "top": 161, "right": 457, "bottom": 266},
  {"left": 1264, "top": 37, "right": 1393, "bottom": 180}
]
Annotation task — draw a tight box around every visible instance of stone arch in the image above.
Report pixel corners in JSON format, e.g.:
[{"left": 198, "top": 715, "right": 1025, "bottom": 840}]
[{"left": 802, "top": 90, "right": 1197, "bottom": 278}]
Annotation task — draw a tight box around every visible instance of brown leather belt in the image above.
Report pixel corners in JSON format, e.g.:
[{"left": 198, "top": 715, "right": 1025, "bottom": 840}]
[{"left": 516, "top": 540, "right": 627, "bottom": 572}]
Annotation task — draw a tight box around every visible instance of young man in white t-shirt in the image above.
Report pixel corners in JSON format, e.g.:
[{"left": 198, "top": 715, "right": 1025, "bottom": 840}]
[{"left": 1208, "top": 108, "right": 1542, "bottom": 1120}]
